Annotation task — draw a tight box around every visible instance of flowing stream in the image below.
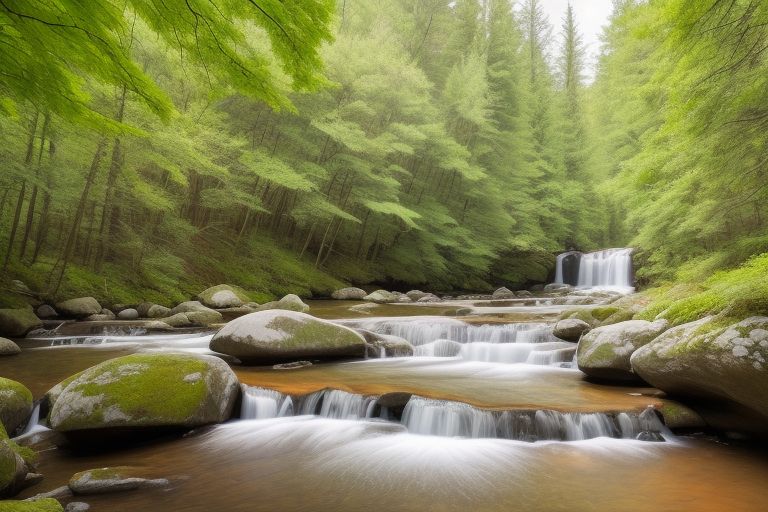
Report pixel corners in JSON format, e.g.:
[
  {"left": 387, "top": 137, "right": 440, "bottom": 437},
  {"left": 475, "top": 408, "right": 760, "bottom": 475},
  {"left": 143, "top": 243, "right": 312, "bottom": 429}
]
[{"left": 4, "top": 297, "right": 768, "bottom": 511}]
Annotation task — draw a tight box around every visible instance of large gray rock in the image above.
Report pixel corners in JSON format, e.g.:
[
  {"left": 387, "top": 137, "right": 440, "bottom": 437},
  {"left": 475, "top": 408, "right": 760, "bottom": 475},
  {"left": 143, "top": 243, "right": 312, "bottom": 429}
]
[
  {"left": 84, "top": 309, "right": 115, "bottom": 322},
  {"left": 36, "top": 305, "right": 58, "bottom": 319},
  {"left": 0, "top": 377, "right": 33, "bottom": 434},
  {"left": 68, "top": 468, "right": 168, "bottom": 495},
  {"left": 553, "top": 319, "right": 591, "bottom": 342},
  {"left": 146, "top": 304, "right": 171, "bottom": 318},
  {"left": 631, "top": 317, "right": 768, "bottom": 428},
  {"left": 577, "top": 319, "right": 668, "bottom": 381},
  {"left": 405, "top": 290, "right": 428, "bottom": 301},
  {"left": 331, "top": 287, "right": 367, "bottom": 300},
  {"left": 170, "top": 302, "right": 222, "bottom": 325},
  {"left": 47, "top": 353, "right": 240, "bottom": 434},
  {"left": 158, "top": 313, "right": 193, "bottom": 328},
  {"left": 356, "top": 330, "right": 414, "bottom": 358},
  {"left": 416, "top": 294, "right": 441, "bottom": 303},
  {"left": 210, "top": 310, "right": 366, "bottom": 364},
  {"left": 196, "top": 284, "right": 251, "bottom": 309},
  {"left": 0, "top": 309, "right": 42, "bottom": 337},
  {"left": 55, "top": 297, "right": 102, "bottom": 318},
  {"left": 363, "top": 290, "right": 399, "bottom": 304},
  {"left": 0, "top": 337, "right": 21, "bottom": 356},
  {"left": 492, "top": 287, "right": 516, "bottom": 299},
  {"left": 254, "top": 294, "right": 310, "bottom": 313},
  {"left": 117, "top": 308, "right": 139, "bottom": 320}
]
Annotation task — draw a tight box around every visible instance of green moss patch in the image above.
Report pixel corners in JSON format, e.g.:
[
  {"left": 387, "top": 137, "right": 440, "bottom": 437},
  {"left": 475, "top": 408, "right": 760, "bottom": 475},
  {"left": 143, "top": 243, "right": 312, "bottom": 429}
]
[{"left": 0, "top": 499, "right": 64, "bottom": 511}]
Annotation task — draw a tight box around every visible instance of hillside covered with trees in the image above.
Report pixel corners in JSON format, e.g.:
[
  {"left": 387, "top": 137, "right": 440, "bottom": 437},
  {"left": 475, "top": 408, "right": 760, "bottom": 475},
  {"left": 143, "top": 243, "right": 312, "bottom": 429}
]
[{"left": 1, "top": 0, "right": 766, "bottom": 311}]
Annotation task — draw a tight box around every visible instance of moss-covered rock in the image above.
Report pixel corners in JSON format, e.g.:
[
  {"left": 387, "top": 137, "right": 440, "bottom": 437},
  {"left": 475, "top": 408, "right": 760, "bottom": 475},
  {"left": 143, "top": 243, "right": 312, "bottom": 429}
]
[
  {"left": 0, "top": 337, "right": 21, "bottom": 356},
  {"left": 47, "top": 353, "right": 240, "bottom": 435},
  {"left": 363, "top": 290, "right": 399, "bottom": 304},
  {"left": 196, "top": 284, "right": 251, "bottom": 309},
  {"left": 168, "top": 302, "right": 222, "bottom": 325},
  {"left": 492, "top": 287, "right": 516, "bottom": 299},
  {"left": 577, "top": 319, "right": 669, "bottom": 382},
  {"left": 210, "top": 310, "right": 366, "bottom": 364},
  {"left": 356, "top": 330, "right": 414, "bottom": 357},
  {"left": 146, "top": 304, "right": 171, "bottom": 319},
  {"left": 254, "top": 294, "right": 310, "bottom": 313},
  {"left": 0, "top": 437, "right": 29, "bottom": 498},
  {"left": 0, "top": 309, "right": 42, "bottom": 337},
  {"left": 331, "top": 287, "right": 367, "bottom": 300},
  {"left": 54, "top": 297, "right": 102, "bottom": 318},
  {"left": 631, "top": 316, "right": 768, "bottom": 430},
  {"left": 552, "top": 319, "right": 590, "bottom": 342},
  {"left": 0, "top": 378, "right": 33, "bottom": 434},
  {"left": 0, "top": 499, "right": 64, "bottom": 511}
]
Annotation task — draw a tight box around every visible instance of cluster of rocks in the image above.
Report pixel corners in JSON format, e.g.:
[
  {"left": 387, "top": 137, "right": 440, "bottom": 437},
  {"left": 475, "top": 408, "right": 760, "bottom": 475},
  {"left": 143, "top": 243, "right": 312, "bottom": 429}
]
[{"left": 0, "top": 284, "right": 311, "bottom": 342}]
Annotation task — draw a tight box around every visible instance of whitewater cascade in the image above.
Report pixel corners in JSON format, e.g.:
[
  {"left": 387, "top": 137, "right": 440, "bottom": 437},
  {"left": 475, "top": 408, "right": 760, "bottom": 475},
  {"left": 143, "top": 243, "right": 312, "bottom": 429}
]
[
  {"left": 239, "top": 386, "right": 668, "bottom": 442},
  {"left": 554, "top": 248, "right": 634, "bottom": 292}
]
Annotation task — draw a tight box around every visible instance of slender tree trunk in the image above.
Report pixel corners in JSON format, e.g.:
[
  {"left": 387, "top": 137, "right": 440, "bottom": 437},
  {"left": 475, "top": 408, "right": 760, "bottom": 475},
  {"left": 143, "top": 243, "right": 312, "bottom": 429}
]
[
  {"left": 314, "top": 219, "right": 335, "bottom": 267},
  {"left": 50, "top": 138, "right": 107, "bottom": 296},
  {"left": 2, "top": 111, "right": 39, "bottom": 271},
  {"left": 96, "top": 85, "right": 127, "bottom": 269},
  {"left": 20, "top": 113, "right": 51, "bottom": 259}
]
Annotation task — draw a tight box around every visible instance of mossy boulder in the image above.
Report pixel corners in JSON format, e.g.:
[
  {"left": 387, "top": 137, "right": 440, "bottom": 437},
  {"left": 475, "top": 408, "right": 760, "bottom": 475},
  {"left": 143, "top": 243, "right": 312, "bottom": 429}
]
[
  {"left": 331, "top": 287, "right": 367, "bottom": 300},
  {"left": 492, "top": 287, "right": 516, "bottom": 299},
  {"left": 0, "top": 499, "right": 64, "bottom": 511},
  {"left": 0, "top": 378, "right": 33, "bottom": 434},
  {"left": 0, "top": 337, "right": 21, "bottom": 356},
  {"left": 68, "top": 467, "right": 168, "bottom": 495},
  {"left": 47, "top": 353, "right": 240, "bottom": 435},
  {"left": 146, "top": 304, "right": 171, "bottom": 318},
  {"left": 0, "top": 422, "right": 37, "bottom": 499},
  {"left": 254, "top": 294, "right": 310, "bottom": 313},
  {"left": 117, "top": 309, "right": 139, "bottom": 320},
  {"left": 210, "top": 310, "right": 366, "bottom": 364},
  {"left": 54, "top": 298, "right": 102, "bottom": 318},
  {"left": 631, "top": 316, "right": 768, "bottom": 429},
  {"left": 168, "top": 302, "right": 222, "bottom": 325},
  {"left": 196, "top": 284, "right": 251, "bottom": 309},
  {"left": 0, "top": 309, "right": 42, "bottom": 337},
  {"left": 577, "top": 319, "right": 669, "bottom": 382},
  {"left": 405, "top": 290, "right": 428, "bottom": 301},
  {"left": 552, "top": 319, "right": 591, "bottom": 342},
  {"left": 363, "top": 290, "right": 398, "bottom": 304},
  {"left": 356, "top": 329, "right": 414, "bottom": 358},
  {"left": 35, "top": 305, "right": 57, "bottom": 319}
]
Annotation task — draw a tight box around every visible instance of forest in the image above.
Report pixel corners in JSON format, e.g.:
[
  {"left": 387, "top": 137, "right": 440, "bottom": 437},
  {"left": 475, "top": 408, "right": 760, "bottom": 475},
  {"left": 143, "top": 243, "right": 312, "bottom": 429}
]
[{"left": 0, "top": 0, "right": 767, "bottom": 310}]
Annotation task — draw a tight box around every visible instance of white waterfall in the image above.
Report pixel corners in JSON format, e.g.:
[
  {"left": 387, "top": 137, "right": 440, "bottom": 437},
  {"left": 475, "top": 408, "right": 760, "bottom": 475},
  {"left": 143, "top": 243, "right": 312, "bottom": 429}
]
[
  {"left": 240, "top": 386, "right": 294, "bottom": 419},
  {"left": 458, "top": 342, "right": 576, "bottom": 365},
  {"left": 553, "top": 248, "right": 634, "bottom": 292},
  {"left": 577, "top": 248, "right": 634, "bottom": 291},
  {"left": 297, "top": 389, "right": 378, "bottom": 420}
]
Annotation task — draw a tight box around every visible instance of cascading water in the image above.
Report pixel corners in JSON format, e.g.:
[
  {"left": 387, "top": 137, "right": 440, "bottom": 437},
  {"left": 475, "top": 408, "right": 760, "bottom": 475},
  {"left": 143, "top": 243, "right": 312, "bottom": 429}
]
[
  {"left": 239, "top": 385, "right": 668, "bottom": 442},
  {"left": 553, "top": 248, "right": 634, "bottom": 292}
]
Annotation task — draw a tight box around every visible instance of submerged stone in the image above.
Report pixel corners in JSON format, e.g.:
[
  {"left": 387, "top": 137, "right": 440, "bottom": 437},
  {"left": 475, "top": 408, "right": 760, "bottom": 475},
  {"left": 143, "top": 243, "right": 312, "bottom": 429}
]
[
  {"left": 47, "top": 353, "right": 240, "bottom": 435},
  {"left": 210, "top": 310, "right": 366, "bottom": 364},
  {"left": 68, "top": 467, "right": 169, "bottom": 495}
]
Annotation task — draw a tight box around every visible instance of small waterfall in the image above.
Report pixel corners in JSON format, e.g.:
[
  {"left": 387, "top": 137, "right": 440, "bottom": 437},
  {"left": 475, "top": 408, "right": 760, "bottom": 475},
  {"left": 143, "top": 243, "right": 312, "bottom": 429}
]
[
  {"left": 458, "top": 342, "right": 576, "bottom": 365},
  {"left": 553, "top": 248, "right": 634, "bottom": 291},
  {"left": 19, "top": 403, "right": 48, "bottom": 436},
  {"left": 344, "top": 318, "right": 557, "bottom": 346},
  {"left": 240, "top": 386, "right": 294, "bottom": 419},
  {"left": 297, "top": 389, "right": 378, "bottom": 420},
  {"left": 577, "top": 248, "right": 633, "bottom": 290},
  {"left": 238, "top": 385, "right": 668, "bottom": 443},
  {"left": 414, "top": 339, "right": 463, "bottom": 357}
]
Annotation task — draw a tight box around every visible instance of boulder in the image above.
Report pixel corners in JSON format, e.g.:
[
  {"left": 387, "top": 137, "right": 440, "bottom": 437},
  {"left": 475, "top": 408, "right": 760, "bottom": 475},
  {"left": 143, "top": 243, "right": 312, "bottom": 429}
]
[
  {"left": 68, "top": 467, "right": 169, "bottom": 495},
  {"left": 396, "top": 295, "right": 413, "bottom": 303},
  {"left": 136, "top": 302, "right": 155, "bottom": 318},
  {"left": 0, "top": 309, "right": 42, "bottom": 337},
  {"left": 210, "top": 310, "right": 366, "bottom": 364},
  {"left": 169, "top": 302, "right": 222, "bottom": 325},
  {"left": 117, "top": 309, "right": 139, "bottom": 320},
  {"left": 196, "top": 284, "right": 250, "bottom": 309},
  {"left": 331, "top": 287, "right": 367, "bottom": 300},
  {"left": 158, "top": 313, "right": 193, "bottom": 328},
  {"left": 349, "top": 303, "right": 378, "bottom": 314},
  {"left": 35, "top": 305, "right": 58, "bottom": 319},
  {"left": 631, "top": 316, "right": 768, "bottom": 429},
  {"left": 84, "top": 309, "right": 115, "bottom": 322},
  {"left": 544, "top": 283, "right": 573, "bottom": 294},
  {"left": 54, "top": 298, "right": 102, "bottom": 318},
  {"left": 577, "top": 319, "right": 669, "bottom": 381},
  {"left": 0, "top": 440, "right": 28, "bottom": 498},
  {"left": 47, "top": 353, "right": 240, "bottom": 434},
  {"left": 254, "top": 294, "right": 310, "bottom": 313},
  {"left": 363, "top": 290, "right": 398, "bottom": 304},
  {"left": 553, "top": 319, "right": 591, "bottom": 342},
  {"left": 416, "top": 294, "right": 441, "bottom": 303},
  {"left": 0, "top": 337, "right": 21, "bottom": 356},
  {"left": 516, "top": 290, "right": 533, "bottom": 298},
  {"left": 357, "top": 330, "right": 415, "bottom": 358},
  {"left": 0, "top": 377, "right": 33, "bottom": 434},
  {"left": 146, "top": 304, "right": 171, "bottom": 319},
  {"left": 492, "top": 287, "right": 516, "bottom": 299},
  {"left": 405, "top": 290, "right": 428, "bottom": 301}
]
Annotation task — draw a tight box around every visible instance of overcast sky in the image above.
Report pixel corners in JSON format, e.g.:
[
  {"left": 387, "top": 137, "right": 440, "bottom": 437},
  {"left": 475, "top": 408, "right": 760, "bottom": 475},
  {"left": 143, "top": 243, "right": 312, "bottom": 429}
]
[{"left": 535, "top": 0, "right": 615, "bottom": 80}]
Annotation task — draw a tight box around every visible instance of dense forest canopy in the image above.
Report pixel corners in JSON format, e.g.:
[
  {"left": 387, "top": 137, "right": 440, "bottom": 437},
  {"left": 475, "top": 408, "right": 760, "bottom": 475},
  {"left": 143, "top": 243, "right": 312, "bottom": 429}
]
[{"left": 0, "top": 0, "right": 766, "bottom": 305}]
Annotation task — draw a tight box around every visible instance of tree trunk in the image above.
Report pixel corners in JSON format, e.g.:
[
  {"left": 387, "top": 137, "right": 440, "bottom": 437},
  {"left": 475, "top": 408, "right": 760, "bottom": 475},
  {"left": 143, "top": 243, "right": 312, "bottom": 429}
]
[
  {"left": 20, "top": 113, "right": 51, "bottom": 259},
  {"left": 2, "top": 111, "right": 39, "bottom": 271},
  {"left": 50, "top": 138, "right": 107, "bottom": 296}
]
